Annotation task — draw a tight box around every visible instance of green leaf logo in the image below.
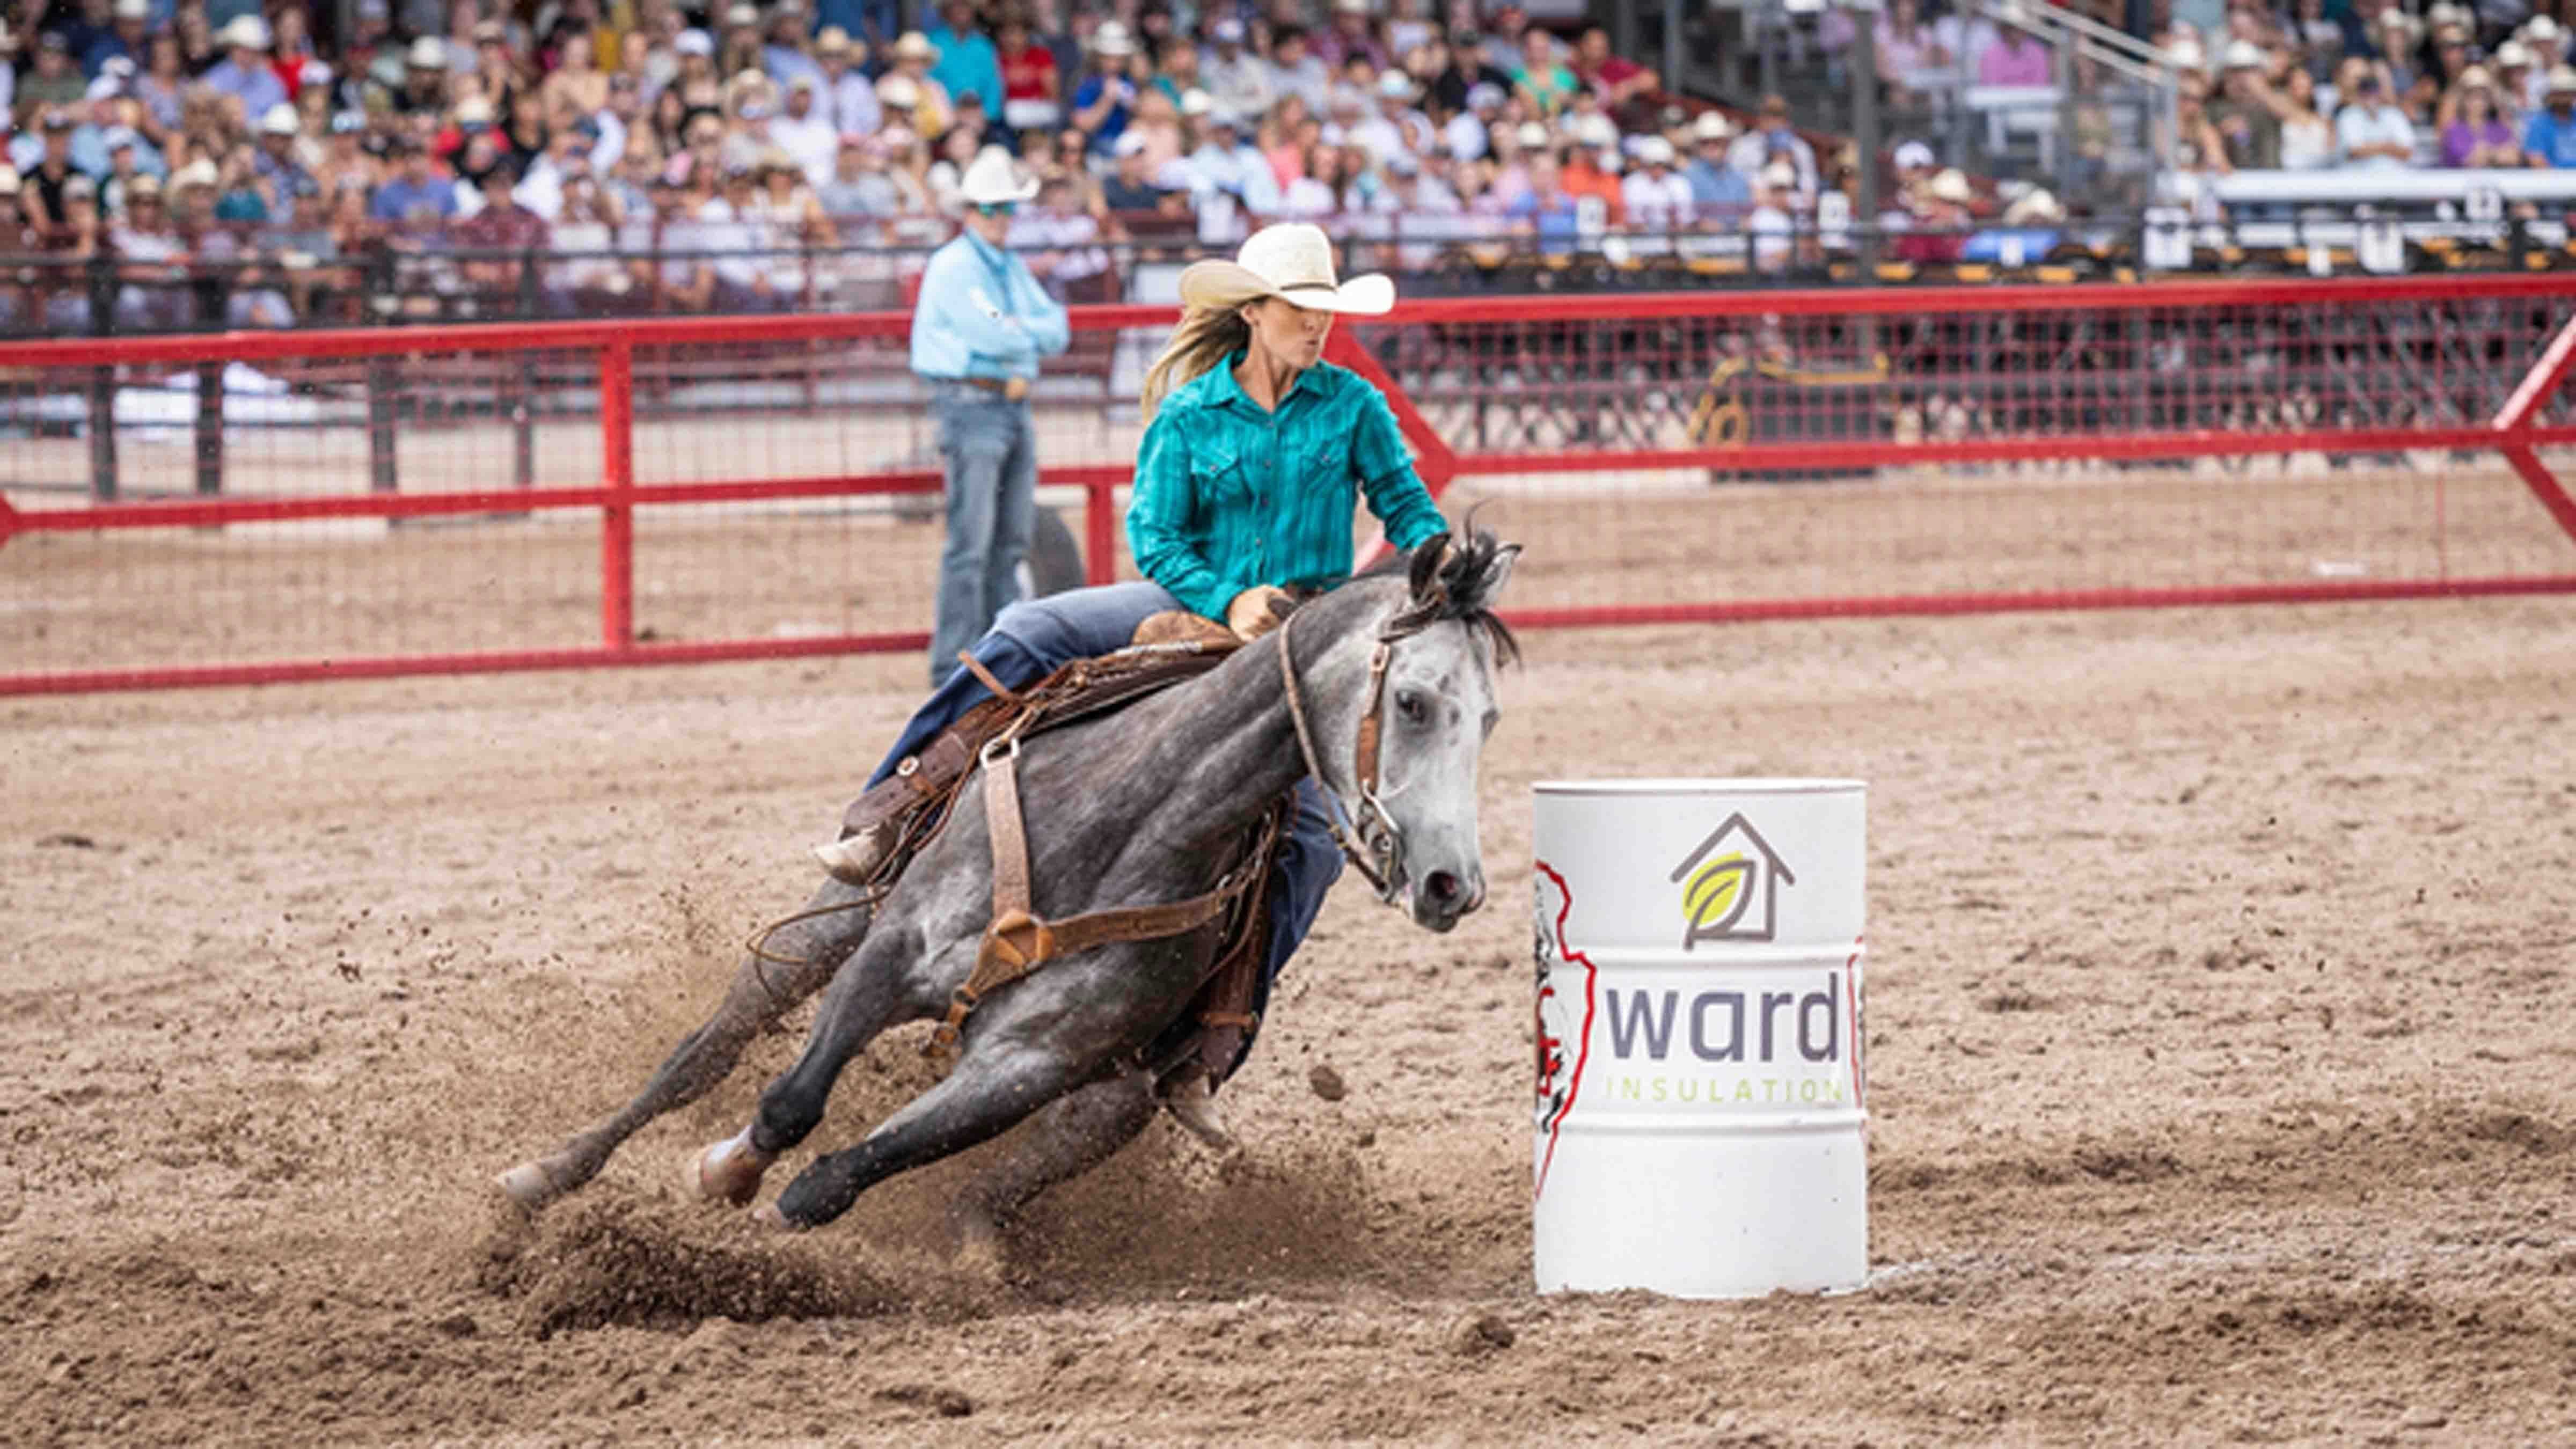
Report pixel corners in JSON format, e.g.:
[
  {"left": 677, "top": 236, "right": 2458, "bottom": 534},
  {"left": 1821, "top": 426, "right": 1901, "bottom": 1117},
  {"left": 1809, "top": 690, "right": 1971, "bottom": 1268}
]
[{"left": 1682, "top": 852, "right": 1753, "bottom": 940}]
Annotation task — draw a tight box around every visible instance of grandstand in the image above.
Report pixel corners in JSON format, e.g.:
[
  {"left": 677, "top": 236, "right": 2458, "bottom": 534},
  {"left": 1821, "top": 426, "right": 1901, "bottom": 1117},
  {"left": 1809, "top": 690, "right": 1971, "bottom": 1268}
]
[{"left": 9, "top": 0, "right": 2576, "bottom": 335}]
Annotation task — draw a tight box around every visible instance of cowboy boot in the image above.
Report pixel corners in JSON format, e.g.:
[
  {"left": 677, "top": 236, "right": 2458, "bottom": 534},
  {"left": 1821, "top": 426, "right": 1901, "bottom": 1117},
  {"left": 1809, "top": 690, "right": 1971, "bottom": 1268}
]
[
  {"left": 1156, "top": 1063, "right": 1235, "bottom": 1151},
  {"left": 812, "top": 817, "right": 900, "bottom": 885}
]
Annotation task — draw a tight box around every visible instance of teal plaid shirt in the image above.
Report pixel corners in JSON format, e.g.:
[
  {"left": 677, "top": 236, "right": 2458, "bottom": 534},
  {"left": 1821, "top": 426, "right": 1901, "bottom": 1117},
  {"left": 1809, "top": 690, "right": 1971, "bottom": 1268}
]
[{"left": 1127, "top": 355, "right": 1448, "bottom": 621}]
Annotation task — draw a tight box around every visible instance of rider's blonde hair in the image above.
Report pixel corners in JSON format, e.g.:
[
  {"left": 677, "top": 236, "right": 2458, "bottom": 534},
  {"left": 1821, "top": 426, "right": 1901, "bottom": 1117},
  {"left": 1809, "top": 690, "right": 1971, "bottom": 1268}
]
[{"left": 1140, "top": 293, "right": 1261, "bottom": 421}]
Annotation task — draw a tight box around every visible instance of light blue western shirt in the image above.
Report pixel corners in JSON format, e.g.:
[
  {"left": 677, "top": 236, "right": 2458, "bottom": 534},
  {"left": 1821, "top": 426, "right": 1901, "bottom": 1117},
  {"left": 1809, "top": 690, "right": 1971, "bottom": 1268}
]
[
  {"left": 1128, "top": 355, "right": 1448, "bottom": 620},
  {"left": 909, "top": 228, "right": 1070, "bottom": 383}
]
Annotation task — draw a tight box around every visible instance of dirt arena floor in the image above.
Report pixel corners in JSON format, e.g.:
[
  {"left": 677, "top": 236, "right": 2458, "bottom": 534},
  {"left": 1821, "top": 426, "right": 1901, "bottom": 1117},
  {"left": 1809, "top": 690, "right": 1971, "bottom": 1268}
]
[{"left": 6, "top": 591, "right": 2575, "bottom": 1445}]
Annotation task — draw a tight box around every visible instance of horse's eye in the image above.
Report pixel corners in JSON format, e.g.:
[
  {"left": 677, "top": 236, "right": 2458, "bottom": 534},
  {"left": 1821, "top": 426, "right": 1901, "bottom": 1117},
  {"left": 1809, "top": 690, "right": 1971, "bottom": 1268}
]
[{"left": 1396, "top": 689, "right": 1427, "bottom": 723}]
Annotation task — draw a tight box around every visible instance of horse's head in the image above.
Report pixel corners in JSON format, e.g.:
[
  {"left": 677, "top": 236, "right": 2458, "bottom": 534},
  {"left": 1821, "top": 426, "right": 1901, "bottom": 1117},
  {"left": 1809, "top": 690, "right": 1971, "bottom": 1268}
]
[{"left": 1343, "top": 528, "right": 1520, "bottom": 933}]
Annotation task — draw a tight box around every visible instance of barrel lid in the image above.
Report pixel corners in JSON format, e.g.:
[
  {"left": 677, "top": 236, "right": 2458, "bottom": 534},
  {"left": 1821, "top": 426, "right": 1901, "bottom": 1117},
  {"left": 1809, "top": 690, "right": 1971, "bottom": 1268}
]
[{"left": 1534, "top": 778, "right": 1865, "bottom": 796}]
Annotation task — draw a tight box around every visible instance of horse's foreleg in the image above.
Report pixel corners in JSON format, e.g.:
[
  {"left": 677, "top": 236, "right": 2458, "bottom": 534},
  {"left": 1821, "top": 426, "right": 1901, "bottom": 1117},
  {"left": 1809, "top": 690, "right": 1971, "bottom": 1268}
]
[
  {"left": 495, "top": 878, "right": 876, "bottom": 1211},
  {"left": 950, "top": 1070, "right": 1154, "bottom": 1278},
  {"left": 691, "top": 927, "right": 924, "bottom": 1207},
  {"left": 765, "top": 1045, "right": 1104, "bottom": 1231}
]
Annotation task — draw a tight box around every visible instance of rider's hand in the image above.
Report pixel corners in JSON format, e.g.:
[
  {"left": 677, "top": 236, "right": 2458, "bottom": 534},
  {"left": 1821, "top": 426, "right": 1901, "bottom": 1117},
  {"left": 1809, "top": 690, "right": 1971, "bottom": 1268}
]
[{"left": 1224, "top": 585, "right": 1293, "bottom": 641}]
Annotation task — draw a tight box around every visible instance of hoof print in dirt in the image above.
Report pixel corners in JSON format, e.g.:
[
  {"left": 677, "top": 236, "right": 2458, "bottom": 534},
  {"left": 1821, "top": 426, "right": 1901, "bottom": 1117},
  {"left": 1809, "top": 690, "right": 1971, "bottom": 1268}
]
[
  {"left": 876, "top": 1382, "right": 975, "bottom": 1418},
  {"left": 1445, "top": 1311, "right": 1515, "bottom": 1357}
]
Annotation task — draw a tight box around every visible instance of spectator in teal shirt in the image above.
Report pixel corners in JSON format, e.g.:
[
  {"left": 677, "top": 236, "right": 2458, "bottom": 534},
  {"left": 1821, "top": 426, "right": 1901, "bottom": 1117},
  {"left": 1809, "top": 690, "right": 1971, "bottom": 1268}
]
[
  {"left": 817, "top": 223, "right": 1448, "bottom": 1146},
  {"left": 925, "top": 0, "right": 1006, "bottom": 121}
]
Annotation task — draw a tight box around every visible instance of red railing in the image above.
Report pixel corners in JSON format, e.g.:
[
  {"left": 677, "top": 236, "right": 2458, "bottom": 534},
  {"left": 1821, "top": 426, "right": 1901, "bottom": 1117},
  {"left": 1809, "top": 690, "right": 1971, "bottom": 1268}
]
[{"left": 6, "top": 276, "right": 2576, "bottom": 695}]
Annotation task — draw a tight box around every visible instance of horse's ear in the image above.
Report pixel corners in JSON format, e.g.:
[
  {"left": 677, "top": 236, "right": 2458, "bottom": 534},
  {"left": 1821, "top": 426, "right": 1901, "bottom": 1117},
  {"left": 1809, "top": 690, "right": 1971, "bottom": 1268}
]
[
  {"left": 1474, "top": 541, "right": 1521, "bottom": 604},
  {"left": 1407, "top": 532, "right": 1453, "bottom": 602}
]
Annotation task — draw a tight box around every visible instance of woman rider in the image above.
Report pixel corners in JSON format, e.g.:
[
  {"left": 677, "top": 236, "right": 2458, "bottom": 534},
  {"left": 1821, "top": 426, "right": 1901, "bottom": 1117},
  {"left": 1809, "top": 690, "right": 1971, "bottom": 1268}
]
[{"left": 816, "top": 222, "right": 1448, "bottom": 1144}]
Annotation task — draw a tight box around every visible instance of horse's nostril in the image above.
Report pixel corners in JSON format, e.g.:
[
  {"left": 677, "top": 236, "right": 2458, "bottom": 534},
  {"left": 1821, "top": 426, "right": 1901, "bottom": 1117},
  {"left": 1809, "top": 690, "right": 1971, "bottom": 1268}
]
[{"left": 1426, "top": 870, "right": 1462, "bottom": 907}]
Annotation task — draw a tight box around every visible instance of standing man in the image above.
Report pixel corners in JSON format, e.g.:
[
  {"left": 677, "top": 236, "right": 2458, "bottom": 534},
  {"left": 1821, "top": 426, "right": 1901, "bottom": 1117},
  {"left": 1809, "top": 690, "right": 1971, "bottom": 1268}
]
[{"left": 910, "top": 147, "right": 1068, "bottom": 688}]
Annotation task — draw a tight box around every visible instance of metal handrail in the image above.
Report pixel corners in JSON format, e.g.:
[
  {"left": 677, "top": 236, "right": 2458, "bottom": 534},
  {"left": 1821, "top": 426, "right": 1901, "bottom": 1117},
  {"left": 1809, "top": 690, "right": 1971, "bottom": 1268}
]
[{"left": 1976, "top": 0, "right": 2174, "bottom": 78}]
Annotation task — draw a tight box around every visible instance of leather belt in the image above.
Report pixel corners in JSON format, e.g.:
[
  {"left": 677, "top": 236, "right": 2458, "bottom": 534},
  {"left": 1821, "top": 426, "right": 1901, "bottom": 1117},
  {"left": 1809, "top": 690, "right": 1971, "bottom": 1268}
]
[{"left": 954, "top": 375, "right": 1031, "bottom": 402}]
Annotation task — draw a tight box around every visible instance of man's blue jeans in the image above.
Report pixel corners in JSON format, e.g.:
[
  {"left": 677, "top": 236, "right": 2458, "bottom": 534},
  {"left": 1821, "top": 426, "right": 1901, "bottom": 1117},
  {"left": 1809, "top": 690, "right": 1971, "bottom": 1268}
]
[
  {"left": 927, "top": 384, "right": 1038, "bottom": 690},
  {"left": 867, "top": 582, "right": 1343, "bottom": 1074}
]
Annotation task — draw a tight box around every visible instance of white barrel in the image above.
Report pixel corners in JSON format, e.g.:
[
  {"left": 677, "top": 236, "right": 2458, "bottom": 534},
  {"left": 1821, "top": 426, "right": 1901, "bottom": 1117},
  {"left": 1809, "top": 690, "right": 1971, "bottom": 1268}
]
[{"left": 1532, "top": 779, "right": 1867, "bottom": 1298}]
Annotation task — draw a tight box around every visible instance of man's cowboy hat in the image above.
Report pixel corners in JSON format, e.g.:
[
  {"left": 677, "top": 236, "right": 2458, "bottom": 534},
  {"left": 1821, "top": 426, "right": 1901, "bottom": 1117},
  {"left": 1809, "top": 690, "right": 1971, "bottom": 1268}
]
[
  {"left": 957, "top": 146, "right": 1039, "bottom": 206},
  {"left": 1176, "top": 222, "right": 1394, "bottom": 316}
]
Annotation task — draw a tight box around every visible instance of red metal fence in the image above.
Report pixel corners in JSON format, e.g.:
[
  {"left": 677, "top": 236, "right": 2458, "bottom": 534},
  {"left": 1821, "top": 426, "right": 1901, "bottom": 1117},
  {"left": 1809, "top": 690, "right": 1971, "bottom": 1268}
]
[{"left": 6, "top": 276, "right": 2576, "bottom": 695}]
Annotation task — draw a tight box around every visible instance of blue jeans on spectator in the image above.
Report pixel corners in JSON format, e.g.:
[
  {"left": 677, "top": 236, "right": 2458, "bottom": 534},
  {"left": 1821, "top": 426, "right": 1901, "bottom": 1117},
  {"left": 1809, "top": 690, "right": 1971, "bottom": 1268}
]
[
  {"left": 927, "top": 383, "right": 1038, "bottom": 690},
  {"left": 866, "top": 580, "right": 1343, "bottom": 1076}
]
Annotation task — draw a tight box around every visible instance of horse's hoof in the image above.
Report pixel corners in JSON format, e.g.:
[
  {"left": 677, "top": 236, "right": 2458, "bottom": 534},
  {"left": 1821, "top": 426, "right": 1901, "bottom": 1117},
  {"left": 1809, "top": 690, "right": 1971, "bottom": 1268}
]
[
  {"left": 495, "top": 1160, "right": 560, "bottom": 1211},
  {"left": 749, "top": 1201, "right": 800, "bottom": 1234},
  {"left": 691, "top": 1131, "right": 773, "bottom": 1208}
]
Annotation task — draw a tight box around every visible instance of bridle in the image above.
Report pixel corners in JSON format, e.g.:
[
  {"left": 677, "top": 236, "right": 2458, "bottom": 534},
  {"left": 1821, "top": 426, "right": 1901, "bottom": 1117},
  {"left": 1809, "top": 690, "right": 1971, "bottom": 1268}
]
[{"left": 1275, "top": 587, "right": 1440, "bottom": 903}]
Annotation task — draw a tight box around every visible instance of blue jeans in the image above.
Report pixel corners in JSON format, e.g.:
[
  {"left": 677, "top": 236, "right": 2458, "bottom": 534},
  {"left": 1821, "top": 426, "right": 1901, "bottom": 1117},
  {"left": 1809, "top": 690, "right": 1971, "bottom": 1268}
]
[
  {"left": 867, "top": 582, "right": 1343, "bottom": 1073},
  {"left": 928, "top": 385, "right": 1038, "bottom": 690}
]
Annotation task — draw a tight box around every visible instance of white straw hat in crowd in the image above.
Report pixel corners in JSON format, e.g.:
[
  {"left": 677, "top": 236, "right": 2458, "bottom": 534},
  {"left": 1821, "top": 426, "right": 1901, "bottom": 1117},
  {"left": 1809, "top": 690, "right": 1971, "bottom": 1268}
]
[
  {"left": 2221, "top": 39, "right": 2265, "bottom": 70},
  {"left": 892, "top": 31, "right": 939, "bottom": 61},
  {"left": 1760, "top": 159, "right": 1798, "bottom": 190},
  {"left": 407, "top": 34, "right": 446, "bottom": 67},
  {"left": 957, "top": 146, "right": 1039, "bottom": 206},
  {"left": 220, "top": 14, "right": 271, "bottom": 49},
  {"left": 2550, "top": 63, "right": 2576, "bottom": 93},
  {"left": 877, "top": 73, "right": 920, "bottom": 107},
  {"left": 2002, "top": 187, "right": 2065, "bottom": 224},
  {"left": 1514, "top": 120, "right": 1551, "bottom": 148},
  {"left": 1177, "top": 222, "right": 1394, "bottom": 316},
  {"left": 2164, "top": 38, "right": 2206, "bottom": 71},
  {"left": 2524, "top": 14, "right": 2564, "bottom": 41},
  {"left": 1091, "top": 20, "right": 1136, "bottom": 55},
  {"left": 172, "top": 158, "right": 220, "bottom": 189},
  {"left": 1634, "top": 135, "right": 1675, "bottom": 165},
  {"left": 1377, "top": 69, "right": 1416, "bottom": 99},
  {"left": 259, "top": 102, "right": 300, "bottom": 135},
  {"left": 1180, "top": 87, "right": 1214, "bottom": 116},
  {"left": 1928, "top": 167, "right": 1974, "bottom": 203},
  {"left": 1692, "top": 110, "right": 1735, "bottom": 141},
  {"left": 2496, "top": 40, "right": 2537, "bottom": 68},
  {"left": 1894, "top": 138, "right": 1935, "bottom": 171}
]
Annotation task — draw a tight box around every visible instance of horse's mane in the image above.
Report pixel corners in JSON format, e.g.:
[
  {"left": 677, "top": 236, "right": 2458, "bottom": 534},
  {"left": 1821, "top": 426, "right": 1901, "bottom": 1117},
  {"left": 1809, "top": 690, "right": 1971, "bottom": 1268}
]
[{"left": 1353, "top": 521, "right": 1521, "bottom": 667}]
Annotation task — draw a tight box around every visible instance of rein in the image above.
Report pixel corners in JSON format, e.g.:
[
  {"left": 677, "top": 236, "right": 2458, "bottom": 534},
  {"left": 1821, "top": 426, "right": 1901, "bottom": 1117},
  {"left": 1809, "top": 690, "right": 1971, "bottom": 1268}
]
[{"left": 1276, "top": 588, "right": 1434, "bottom": 903}]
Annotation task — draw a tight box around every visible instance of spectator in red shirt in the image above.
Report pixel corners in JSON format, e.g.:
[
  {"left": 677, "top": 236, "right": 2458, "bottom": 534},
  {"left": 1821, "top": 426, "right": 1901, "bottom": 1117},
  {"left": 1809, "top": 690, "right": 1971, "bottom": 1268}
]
[
  {"left": 1559, "top": 120, "right": 1628, "bottom": 225},
  {"left": 997, "top": 12, "right": 1063, "bottom": 136},
  {"left": 1571, "top": 26, "right": 1655, "bottom": 113},
  {"left": 455, "top": 157, "right": 551, "bottom": 304}
]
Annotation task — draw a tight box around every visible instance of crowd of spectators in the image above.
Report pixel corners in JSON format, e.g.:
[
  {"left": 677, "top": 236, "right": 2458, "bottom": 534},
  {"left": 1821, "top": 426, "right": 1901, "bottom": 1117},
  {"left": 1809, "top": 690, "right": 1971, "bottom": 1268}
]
[
  {"left": 0, "top": 0, "right": 1846, "bottom": 328},
  {"left": 2150, "top": 0, "right": 2576, "bottom": 175}
]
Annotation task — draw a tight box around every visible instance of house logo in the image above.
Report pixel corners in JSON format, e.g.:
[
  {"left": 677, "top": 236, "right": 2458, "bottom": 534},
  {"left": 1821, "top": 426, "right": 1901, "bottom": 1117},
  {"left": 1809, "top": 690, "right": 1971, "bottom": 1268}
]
[{"left": 1670, "top": 813, "right": 1795, "bottom": 950}]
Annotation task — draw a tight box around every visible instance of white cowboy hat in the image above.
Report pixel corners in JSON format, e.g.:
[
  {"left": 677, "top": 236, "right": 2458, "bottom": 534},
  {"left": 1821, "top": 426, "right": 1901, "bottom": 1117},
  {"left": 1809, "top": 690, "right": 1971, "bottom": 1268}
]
[
  {"left": 1176, "top": 222, "right": 1394, "bottom": 316},
  {"left": 957, "top": 146, "right": 1039, "bottom": 206},
  {"left": 1092, "top": 20, "right": 1136, "bottom": 55}
]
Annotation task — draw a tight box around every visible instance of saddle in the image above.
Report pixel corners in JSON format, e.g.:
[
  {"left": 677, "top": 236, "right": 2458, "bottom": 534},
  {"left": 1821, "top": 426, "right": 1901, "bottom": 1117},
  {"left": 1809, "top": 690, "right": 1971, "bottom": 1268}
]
[{"left": 833, "top": 611, "right": 1289, "bottom": 1081}]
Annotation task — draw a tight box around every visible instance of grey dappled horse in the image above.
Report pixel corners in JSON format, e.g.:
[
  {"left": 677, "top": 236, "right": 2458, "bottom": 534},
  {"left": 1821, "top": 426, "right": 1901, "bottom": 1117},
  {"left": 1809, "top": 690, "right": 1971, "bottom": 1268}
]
[{"left": 497, "top": 531, "right": 1518, "bottom": 1261}]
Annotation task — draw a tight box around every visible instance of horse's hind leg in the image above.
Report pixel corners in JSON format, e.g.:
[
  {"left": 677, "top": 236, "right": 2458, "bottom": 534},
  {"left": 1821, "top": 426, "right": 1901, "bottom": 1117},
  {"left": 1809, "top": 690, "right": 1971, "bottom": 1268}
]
[
  {"left": 950, "top": 1070, "right": 1154, "bottom": 1280},
  {"left": 494, "top": 877, "right": 876, "bottom": 1211}
]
